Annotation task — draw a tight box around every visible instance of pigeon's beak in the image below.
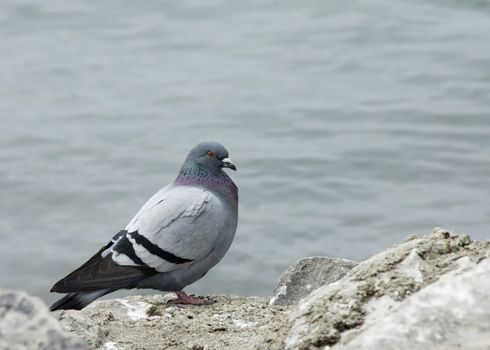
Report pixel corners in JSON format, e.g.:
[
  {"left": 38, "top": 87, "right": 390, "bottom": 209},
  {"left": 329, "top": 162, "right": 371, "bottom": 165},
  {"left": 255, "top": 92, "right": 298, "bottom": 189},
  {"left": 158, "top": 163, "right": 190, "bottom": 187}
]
[{"left": 222, "top": 158, "right": 237, "bottom": 171}]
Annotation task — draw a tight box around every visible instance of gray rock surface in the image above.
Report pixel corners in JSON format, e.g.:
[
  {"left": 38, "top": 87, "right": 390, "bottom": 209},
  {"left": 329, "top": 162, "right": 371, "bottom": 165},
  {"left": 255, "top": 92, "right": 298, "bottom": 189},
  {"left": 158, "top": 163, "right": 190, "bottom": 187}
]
[
  {"left": 46, "top": 228, "right": 489, "bottom": 350},
  {"left": 335, "top": 257, "right": 490, "bottom": 350},
  {"left": 0, "top": 289, "right": 90, "bottom": 350},
  {"left": 55, "top": 294, "right": 290, "bottom": 350},
  {"left": 264, "top": 228, "right": 490, "bottom": 350},
  {"left": 270, "top": 257, "right": 357, "bottom": 305}
]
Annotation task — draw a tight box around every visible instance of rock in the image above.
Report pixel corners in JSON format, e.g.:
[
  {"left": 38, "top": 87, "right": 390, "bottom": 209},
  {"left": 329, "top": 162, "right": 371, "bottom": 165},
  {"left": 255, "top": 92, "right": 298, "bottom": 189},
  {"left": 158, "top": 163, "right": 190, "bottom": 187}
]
[
  {"left": 0, "top": 289, "right": 91, "bottom": 350},
  {"left": 45, "top": 228, "right": 489, "bottom": 350},
  {"left": 55, "top": 294, "right": 291, "bottom": 350},
  {"left": 270, "top": 257, "right": 358, "bottom": 305},
  {"left": 335, "top": 258, "right": 490, "bottom": 350},
  {"left": 264, "top": 228, "right": 490, "bottom": 350}
]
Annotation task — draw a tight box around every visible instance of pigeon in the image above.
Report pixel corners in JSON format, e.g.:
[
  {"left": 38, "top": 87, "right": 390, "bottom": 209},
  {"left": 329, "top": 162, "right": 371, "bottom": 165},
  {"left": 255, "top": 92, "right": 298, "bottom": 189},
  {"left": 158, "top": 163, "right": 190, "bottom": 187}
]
[{"left": 50, "top": 141, "right": 238, "bottom": 311}]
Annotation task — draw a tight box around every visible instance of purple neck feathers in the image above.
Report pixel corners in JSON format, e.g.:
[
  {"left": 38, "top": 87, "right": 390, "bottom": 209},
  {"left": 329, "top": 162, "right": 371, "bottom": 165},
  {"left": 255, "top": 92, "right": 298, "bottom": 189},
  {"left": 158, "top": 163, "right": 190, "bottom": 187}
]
[{"left": 175, "top": 163, "right": 238, "bottom": 203}]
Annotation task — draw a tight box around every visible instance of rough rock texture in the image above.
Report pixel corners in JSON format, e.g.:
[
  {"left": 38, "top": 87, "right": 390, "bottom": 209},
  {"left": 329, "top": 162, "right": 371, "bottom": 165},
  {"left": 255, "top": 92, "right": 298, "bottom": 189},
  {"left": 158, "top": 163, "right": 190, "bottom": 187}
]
[
  {"left": 270, "top": 257, "right": 358, "bottom": 305},
  {"left": 0, "top": 289, "right": 90, "bottom": 350},
  {"left": 264, "top": 228, "right": 490, "bottom": 350},
  {"left": 48, "top": 228, "right": 489, "bottom": 350},
  {"left": 335, "top": 258, "right": 490, "bottom": 350},
  {"left": 55, "top": 294, "right": 290, "bottom": 350}
]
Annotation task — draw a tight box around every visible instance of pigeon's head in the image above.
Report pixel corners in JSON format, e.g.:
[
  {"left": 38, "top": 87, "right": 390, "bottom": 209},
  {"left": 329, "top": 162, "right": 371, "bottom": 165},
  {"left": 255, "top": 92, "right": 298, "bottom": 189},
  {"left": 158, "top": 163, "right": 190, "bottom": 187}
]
[
  {"left": 184, "top": 141, "right": 236, "bottom": 173},
  {"left": 177, "top": 141, "right": 238, "bottom": 198}
]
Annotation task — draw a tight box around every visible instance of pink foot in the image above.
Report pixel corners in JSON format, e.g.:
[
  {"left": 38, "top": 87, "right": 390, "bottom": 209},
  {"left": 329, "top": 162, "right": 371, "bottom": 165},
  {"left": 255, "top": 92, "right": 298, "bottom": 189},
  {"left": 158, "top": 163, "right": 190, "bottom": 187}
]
[{"left": 168, "top": 291, "right": 216, "bottom": 305}]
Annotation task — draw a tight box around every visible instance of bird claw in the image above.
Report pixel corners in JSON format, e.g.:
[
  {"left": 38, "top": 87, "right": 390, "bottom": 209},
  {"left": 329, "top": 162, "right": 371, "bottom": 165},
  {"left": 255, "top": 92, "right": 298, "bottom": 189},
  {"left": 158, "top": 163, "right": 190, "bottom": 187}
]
[{"left": 168, "top": 291, "right": 216, "bottom": 306}]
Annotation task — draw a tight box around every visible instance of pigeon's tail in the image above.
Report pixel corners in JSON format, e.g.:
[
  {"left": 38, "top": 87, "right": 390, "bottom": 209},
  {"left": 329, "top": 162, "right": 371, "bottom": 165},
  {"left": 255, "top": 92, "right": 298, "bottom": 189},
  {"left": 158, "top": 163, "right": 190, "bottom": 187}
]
[{"left": 49, "top": 289, "right": 114, "bottom": 311}]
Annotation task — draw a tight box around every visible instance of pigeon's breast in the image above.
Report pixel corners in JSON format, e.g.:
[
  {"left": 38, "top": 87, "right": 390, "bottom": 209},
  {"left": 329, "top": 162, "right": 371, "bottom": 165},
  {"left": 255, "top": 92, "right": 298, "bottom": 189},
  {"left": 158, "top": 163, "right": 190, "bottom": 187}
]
[{"left": 158, "top": 192, "right": 237, "bottom": 289}]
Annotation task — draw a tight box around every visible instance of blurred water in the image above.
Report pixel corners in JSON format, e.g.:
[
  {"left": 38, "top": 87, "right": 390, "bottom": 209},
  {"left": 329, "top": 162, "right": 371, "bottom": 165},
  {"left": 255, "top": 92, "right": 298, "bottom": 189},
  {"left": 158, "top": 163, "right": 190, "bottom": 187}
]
[{"left": 0, "top": 0, "right": 489, "bottom": 305}]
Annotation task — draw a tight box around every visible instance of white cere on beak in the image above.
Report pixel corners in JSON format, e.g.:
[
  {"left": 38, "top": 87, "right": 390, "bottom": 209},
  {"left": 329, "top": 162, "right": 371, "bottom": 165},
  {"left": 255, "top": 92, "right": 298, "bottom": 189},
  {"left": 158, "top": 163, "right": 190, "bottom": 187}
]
[{"left": 222, "top": 157, "right": 236, "bottom": 170}]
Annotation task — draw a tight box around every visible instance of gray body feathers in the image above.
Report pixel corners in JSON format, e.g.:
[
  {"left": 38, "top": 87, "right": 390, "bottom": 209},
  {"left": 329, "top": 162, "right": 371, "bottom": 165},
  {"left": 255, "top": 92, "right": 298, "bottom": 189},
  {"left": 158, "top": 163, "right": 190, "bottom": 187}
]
[{"left": 50, "top": 142, "right": 238, "bottom": 311}]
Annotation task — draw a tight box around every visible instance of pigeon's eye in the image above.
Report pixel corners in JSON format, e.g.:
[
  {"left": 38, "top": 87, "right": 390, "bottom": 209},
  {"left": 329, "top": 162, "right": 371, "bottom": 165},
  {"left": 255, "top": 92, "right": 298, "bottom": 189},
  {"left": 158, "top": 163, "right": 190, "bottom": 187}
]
[{"left": 207, "top": 150, "right": 215, "bottom": 158}]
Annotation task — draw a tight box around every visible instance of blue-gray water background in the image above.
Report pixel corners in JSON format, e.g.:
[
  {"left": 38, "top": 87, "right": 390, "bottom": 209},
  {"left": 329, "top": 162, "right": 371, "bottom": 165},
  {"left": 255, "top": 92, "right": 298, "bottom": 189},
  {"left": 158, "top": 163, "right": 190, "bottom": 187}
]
[{"left": 1, "top": 0, "right": 489, "bottom": 305}]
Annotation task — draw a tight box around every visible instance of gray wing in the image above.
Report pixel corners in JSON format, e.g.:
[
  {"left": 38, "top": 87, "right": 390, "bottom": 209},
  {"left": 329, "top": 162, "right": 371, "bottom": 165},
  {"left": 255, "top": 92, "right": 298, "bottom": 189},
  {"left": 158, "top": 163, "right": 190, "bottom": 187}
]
[
  {"left": 111, "top": 185, "right": 226, "bottom": 273},
  {"left": 51, "top": 185, "right": 226, "bottom": 293}
]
